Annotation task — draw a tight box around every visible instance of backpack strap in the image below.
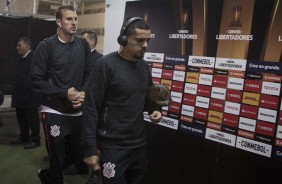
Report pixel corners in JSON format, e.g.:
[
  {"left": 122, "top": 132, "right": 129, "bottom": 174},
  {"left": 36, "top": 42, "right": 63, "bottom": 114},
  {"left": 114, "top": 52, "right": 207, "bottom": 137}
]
[
  {"left": 43, "top": 36, "right": 89, "bottom": 74},
  {"left": 43, "top": 38, "right": 53, "bottom": 81},
  {"left": 43, "top": 37, "right": 52, "bottom": 73}
]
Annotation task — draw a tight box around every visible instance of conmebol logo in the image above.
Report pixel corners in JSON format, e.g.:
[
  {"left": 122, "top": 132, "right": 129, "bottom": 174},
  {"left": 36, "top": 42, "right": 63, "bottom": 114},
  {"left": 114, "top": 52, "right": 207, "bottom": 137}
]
[{"left": 159, "top": 116, "right": 179, "bottom": 130}]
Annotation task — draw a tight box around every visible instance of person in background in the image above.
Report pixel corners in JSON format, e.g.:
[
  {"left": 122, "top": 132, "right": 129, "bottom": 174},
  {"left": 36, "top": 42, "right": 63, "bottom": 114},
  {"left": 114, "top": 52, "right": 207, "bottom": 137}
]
[
  {"left": 10, "top": 37, "right": 40, "bottom": 149},
  {"left": 82, "top": 17, "right": 162, "bottom": 184},
  {"left": 30, "top": 5, "right": 91, "bottom": 184},
  {"left": 81, "top": 31, "right": 103, "bottom": 67},
  {"left": 63, "top": 30, "right": 104, "bottom": 176}
]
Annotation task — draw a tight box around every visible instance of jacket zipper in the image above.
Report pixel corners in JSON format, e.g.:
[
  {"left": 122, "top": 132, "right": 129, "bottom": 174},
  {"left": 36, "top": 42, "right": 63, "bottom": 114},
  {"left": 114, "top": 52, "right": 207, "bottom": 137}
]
[{"left": 103, "top": 107, "right": 108, "bottom": 134}]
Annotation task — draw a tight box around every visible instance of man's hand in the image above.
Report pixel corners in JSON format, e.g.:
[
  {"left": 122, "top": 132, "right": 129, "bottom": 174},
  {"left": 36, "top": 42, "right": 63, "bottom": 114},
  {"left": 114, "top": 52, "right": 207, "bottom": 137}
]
[
  {"left": 84, "top": 155, "right": 100, "bottom": 171},
  {"left": 72, "top": 91, "right": 85, "bottom": 108},
  {"left": 67, "top": 87, "right": 78, "bottom": 102},
  {"left": 149, "top": 111, "right": 162, "bottom": 123}
]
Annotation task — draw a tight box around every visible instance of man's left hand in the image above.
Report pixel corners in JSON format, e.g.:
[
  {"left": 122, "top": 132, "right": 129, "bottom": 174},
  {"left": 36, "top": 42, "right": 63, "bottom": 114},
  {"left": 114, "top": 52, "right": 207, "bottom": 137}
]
[
  {"left": 149, "top": 111, "right": 162, "bottom": 123},
  {"left": 72, "top": 91, "right": 85, "bottom": 108}
]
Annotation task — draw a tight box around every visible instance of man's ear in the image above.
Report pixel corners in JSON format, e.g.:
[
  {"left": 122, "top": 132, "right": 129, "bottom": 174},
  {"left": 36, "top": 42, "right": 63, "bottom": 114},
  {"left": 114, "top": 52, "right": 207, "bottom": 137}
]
[{"left": 56, "top": 20, "right": 61, "bottom": 27}]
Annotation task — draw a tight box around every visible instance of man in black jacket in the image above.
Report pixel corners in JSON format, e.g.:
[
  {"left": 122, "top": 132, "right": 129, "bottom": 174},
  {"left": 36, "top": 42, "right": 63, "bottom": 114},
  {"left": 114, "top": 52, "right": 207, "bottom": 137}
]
[
  {"left": 11, "top": 37, "right": 40, "bottom": 149},
  {"left": 81, "top": 31, "right": 103, "bottom": 67},
  {"left": 30, "top": 5, "right": 92, "bottom": 184},
  {"left": 82, "top": 17, "right": 162, "bottom": 184}
]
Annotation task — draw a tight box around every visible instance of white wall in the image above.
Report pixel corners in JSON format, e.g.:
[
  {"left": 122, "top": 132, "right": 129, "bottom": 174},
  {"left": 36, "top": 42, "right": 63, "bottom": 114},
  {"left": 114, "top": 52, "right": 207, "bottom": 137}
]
[{"left": 104, "top": 0, "right": 139, "bottom": 55}]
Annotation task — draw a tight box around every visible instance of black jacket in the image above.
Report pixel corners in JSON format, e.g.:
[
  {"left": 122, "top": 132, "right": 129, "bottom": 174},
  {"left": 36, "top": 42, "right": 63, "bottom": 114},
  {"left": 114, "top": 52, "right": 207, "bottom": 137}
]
[
  {"left": 90, "top": 49, "right": 103, "bottom": 67},
  {"left": 12, "top": 51, "right": 39, "bottom": 108},
  {"left": 30, "top": 35, "right": 91, "bottom": 113},
  {"left": 82, "top": 52, "right": 154, "bottom": 156},
  {"left": 0, "top": 89, "right": 3, "bottom": 105}
]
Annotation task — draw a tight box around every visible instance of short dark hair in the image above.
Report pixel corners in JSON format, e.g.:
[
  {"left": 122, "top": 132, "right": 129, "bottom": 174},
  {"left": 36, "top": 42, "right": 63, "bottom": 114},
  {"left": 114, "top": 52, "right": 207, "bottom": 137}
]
[
  {"left": 124, "top": 18, "right": 150, "bottom": 37},
  {"left": 81, "top": 31, "right": 97, "bottom": 41},
  {"left": 56, "top": 5, "right": 76, "bottom": 19},
  {"left": 18, "top": 37, "right": 32, "bottom": 49}
]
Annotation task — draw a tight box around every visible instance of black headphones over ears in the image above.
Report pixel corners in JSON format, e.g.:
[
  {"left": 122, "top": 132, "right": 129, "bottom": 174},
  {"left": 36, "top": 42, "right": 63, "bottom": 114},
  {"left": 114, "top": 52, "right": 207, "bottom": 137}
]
[{"left": 117, "top": 17, "right": 144, "bottom": 46}]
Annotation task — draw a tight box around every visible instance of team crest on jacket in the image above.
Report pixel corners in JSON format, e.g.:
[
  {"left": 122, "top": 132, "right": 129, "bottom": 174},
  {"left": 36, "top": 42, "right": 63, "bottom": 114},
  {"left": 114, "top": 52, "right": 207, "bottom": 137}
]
[
  {"left": 103, "top": 162, "right": 116, "bottom": 178},
  {"left": 50, "top": 125, "right": 60, "bottom": 137}
]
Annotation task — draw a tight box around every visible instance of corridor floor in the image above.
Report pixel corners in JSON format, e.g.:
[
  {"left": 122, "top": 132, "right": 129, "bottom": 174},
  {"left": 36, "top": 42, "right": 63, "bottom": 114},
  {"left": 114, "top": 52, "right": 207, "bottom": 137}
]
[{"left": 0, "top": 111, "right": 89, "bottom": 184}]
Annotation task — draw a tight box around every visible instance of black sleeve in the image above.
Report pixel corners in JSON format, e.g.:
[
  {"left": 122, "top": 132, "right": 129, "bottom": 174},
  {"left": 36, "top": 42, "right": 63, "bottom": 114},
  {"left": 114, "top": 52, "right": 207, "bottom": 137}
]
[
  {"left": 30, "top": 40, "right": 67, "bottom": 98},
  {"left": 80, "top": 38, "right": 92, "bottom": 93},
  {"left": 82, "top": 58, "right": 108, "bottom": 157}
]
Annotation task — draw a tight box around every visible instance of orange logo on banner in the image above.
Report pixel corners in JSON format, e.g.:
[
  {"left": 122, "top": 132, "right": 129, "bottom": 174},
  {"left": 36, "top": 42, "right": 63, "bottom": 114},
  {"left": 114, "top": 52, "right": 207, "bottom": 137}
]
[
  {"left": 275, "top": 139, "right": 282, "bottom": 147},
  {"left": 208, "top": 110, "right": 223, "bottom": 124},
  {"left": 152, "top": 63, "right": 163, "bottom": 68},
  {"left": 263, "top": 74, "right": 282, "bottom": 83},
  {"left": 207, "top": 122, "right": 221, "bottom": 130},
  {"left": 200, "top": 68, "right": 214, "bottom": 74},
  {"left": 175, "top": 65, "right": 186, "bottom": 71},
  {"left": 242, "top": 92, "right": 260, "bottom": 106},
  {"left": 186, "top": 72, "right": 199, "bottom": 83},
  {"left": 180, "top": 115, "right": 193, "bottom": 123},
  {"left": 238, "top": 130, "right": 254, "bottom": 139},
  {"left": 229, "top": 70, "right": 245, "bottom": 78},
  {"left": 161, "top": 79, "right": 172, "bottom": 90}
]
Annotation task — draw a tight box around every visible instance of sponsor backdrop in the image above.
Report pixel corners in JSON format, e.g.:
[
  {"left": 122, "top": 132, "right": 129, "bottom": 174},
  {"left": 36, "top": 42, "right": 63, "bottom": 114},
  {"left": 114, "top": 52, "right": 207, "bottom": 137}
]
[{"left": 124, "top": 0, "right": 282, "bottom": 159}]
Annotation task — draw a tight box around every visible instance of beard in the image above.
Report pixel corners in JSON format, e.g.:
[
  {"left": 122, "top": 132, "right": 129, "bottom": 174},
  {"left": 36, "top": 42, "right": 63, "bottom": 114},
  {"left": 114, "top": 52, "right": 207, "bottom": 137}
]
[{"left": 135, "top": 50, "right": 146, "bottom": 59}]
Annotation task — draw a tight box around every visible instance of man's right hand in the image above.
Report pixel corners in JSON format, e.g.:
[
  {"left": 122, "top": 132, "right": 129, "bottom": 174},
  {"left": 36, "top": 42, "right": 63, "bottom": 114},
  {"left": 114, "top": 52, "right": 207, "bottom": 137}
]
[{"left": 84, "top": 155, "right": 100, "bottom": 171}]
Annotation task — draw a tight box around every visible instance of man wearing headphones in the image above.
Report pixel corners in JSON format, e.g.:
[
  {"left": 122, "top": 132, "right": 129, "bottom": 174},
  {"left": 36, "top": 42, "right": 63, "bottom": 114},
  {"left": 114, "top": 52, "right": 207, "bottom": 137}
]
[{"left": 82, "top": 17, "right": 162, "bottom": 184}]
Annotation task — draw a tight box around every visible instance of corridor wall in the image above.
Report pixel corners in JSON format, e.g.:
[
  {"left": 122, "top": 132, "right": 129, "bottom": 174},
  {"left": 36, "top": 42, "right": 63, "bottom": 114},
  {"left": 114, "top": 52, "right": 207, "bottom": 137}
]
[{"left": 0, "top": 16, "right": 56, "bottom": 94}]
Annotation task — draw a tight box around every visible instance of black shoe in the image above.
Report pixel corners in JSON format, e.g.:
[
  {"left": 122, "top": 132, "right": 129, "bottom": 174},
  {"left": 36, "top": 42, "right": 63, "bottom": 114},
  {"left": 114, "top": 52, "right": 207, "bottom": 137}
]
[
  {"left": 43, "top": 155, "right": 50, "bottom": 161},
  {"left": 24, "top": 141, "right": 40, "bottom": 149},
  {"left": 10, "top": 138, "right": 28, "bottom": 144},
  {"left": 37, "top": 169, "right": 49, "bottom": 184},
  {"left": 64, "top": 165, "right": 89, "bottom": 175},
  {"left": 86, "top": 171, "right": 100, "bottom": 184}
]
